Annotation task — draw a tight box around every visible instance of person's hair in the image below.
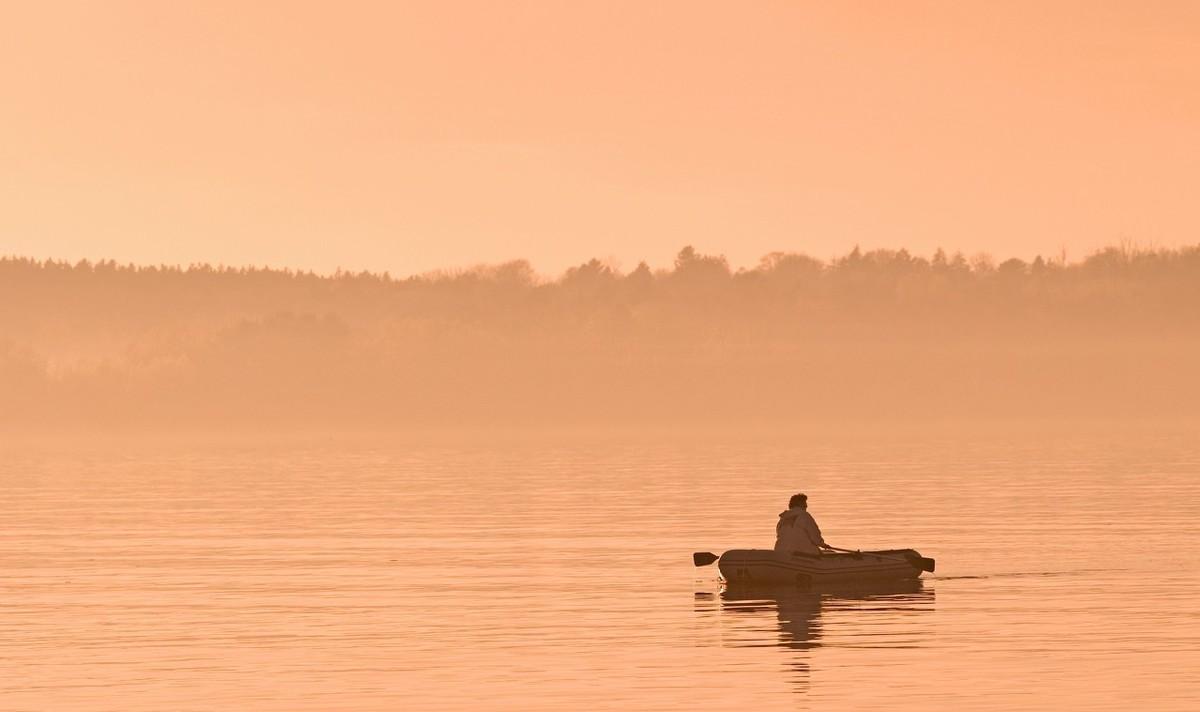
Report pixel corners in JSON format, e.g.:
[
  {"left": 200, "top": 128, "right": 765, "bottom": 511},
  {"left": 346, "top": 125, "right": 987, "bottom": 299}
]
[{"left": 788, "top": 493, "right": 808, "bottom": 509}]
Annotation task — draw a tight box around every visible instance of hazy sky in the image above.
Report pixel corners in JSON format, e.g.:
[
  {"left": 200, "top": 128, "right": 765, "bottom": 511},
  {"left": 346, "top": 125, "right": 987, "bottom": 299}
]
[{"left": 3, "top": 1, "right": 1198, "bottom": 276}]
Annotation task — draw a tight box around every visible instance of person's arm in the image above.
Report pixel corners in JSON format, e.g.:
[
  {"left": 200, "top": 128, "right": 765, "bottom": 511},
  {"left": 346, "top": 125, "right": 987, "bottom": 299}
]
[{"left": 808, "top": 515, "right": 826, "bottom": 548}]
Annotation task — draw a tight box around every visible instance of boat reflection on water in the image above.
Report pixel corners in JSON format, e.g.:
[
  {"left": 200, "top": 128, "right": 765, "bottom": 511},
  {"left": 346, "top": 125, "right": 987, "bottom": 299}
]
[{"left": 701, "top": 580, "right": 935, "bottom": 691}]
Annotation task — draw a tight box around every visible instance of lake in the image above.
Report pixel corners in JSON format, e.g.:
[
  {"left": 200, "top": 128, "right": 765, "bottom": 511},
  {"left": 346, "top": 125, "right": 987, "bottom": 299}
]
[{"left": 3, "top": 426, "right": 1199, "bottom": 710}]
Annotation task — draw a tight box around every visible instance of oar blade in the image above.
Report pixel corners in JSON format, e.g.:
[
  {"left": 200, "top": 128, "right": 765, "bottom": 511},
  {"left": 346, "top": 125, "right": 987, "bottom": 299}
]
[{"left": 693, "top": 551, "right": 720, "bottom": 567}]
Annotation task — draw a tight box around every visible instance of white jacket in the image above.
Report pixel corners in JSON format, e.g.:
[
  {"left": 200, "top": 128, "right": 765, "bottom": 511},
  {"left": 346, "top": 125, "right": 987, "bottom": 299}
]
[{"left": 774, "top": 507, "right": 825, "bottom": 555}]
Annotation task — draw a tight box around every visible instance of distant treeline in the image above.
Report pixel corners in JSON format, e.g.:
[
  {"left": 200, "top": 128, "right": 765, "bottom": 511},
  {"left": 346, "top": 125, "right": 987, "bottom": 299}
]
[{"left": 3, "top": 244, "right": 1199, "bottom": 426}]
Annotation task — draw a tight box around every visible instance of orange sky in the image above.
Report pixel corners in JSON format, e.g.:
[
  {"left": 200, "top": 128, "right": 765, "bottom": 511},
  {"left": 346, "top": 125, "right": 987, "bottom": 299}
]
[{"left": 3, "top": 1, "right": 1198, "bottom": 275}]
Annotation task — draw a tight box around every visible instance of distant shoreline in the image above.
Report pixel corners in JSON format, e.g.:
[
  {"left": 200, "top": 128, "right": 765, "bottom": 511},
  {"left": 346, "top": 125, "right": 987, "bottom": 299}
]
[{"left": 4, "top": 244, "right": 1198, "bottom": 427}]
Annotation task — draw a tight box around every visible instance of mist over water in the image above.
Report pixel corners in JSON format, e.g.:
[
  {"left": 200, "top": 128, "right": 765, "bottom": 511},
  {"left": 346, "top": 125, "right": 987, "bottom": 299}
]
[
  {"left": 4, "top": 245, "right": 1200, "bottom": 709},
  {"left": 3, "top": 244, "right": 1199, "bottom": 426},
  {"left": 7, "top": 0, "right": 1199, "bottom": 707}
]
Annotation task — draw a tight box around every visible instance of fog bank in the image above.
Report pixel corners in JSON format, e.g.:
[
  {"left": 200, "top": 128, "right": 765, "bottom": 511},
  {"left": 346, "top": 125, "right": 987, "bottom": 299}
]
[{"left": 4, "top": 244, "right": 1198, "bottom": 428}]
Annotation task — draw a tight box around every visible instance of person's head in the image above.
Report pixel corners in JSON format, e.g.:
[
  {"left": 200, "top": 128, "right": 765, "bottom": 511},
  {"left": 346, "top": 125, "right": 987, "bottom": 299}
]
[{"left": 788, "top": 493, "right": 808, "bottom": 510}]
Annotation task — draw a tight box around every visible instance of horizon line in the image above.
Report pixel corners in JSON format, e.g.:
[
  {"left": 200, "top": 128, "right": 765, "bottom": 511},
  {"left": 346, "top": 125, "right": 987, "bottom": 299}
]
[{"left": 4, "top": 240, "right": 1194, "bottom": 282}]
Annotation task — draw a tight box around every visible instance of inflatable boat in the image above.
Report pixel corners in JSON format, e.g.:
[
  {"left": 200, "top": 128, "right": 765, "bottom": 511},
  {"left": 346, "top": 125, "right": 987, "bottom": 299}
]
[{"left": 694, "top": 548, "right": 935, "bottom": 586}]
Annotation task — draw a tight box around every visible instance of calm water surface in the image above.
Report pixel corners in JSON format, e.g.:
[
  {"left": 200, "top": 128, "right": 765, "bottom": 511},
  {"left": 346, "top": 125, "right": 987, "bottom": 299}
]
[{"left": 3, "top": 428, "right": 1199, "bottom": 710}]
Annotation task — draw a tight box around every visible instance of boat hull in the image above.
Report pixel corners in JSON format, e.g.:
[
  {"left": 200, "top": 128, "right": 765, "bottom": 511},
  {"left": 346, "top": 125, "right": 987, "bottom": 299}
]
[{"left": 717, "top": 548, "right": 928, "bottom": 587}]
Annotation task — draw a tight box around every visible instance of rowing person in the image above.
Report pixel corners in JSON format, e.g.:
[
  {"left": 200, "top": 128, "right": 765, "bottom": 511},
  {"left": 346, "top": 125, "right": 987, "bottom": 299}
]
[{"left": 774, "top": 492, "right": 829, "bottom": 556}]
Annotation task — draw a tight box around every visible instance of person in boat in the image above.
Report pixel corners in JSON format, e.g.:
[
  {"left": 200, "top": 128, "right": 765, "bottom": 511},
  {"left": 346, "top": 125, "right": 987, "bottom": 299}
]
[{"left": 774, "top": 493, "right": 828, "bottom": 556}]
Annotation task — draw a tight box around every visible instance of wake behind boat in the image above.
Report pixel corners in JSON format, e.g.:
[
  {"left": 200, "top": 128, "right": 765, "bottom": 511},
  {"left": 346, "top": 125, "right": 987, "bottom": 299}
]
[{"left": 694, "top": 547, "right": 935, "bottom": 586}]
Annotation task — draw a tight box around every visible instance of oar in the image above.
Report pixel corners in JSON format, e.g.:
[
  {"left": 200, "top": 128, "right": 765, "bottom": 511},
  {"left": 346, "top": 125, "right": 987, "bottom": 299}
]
[
  {"left": 693, "top": 551, "right": 720, "bottom": 567},
  {"left": 825, "top": 545, "right": 935, "bottom": 573}
]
